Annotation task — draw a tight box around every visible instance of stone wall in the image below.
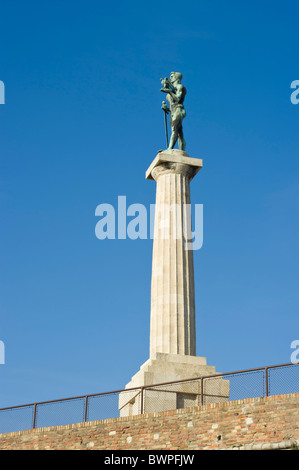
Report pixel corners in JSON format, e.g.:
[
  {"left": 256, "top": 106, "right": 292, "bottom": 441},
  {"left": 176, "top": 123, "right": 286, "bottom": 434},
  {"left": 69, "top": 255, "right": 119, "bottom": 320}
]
[{"left": 0, "top": 393, "right": 298, "bottom": 450}]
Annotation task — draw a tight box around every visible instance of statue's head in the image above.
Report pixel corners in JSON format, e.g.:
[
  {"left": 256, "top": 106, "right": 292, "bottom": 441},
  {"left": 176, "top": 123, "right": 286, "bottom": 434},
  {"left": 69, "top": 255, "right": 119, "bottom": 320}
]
[{"left": 170, "top": 72, "right": 183, "bottom": 83}]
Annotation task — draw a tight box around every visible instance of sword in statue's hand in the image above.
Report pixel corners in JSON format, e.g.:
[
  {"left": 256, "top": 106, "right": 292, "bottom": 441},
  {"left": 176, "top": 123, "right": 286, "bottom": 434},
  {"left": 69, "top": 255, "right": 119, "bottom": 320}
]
[{"left": 161, "top": 101, "right": 170, "bottom": 149}]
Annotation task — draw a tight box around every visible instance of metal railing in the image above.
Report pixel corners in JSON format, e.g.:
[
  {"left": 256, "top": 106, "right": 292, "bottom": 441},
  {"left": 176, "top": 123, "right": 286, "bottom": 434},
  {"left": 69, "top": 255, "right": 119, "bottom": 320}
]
[{"left": 0, "top": 362, "right": 297, "bottom": 435}]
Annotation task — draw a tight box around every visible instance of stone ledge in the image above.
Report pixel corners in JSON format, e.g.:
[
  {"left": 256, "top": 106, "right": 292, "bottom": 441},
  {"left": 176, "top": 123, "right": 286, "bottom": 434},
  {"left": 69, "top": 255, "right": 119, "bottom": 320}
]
[{"left": 226, "top": 438, "right": 299, "bottom": 451}]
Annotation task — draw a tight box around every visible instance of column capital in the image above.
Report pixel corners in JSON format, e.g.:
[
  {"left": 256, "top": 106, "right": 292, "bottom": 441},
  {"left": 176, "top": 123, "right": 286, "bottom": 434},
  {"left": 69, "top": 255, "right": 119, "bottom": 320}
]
[{"left": 146, "top": 149, "right": 203, "bottom": 182}]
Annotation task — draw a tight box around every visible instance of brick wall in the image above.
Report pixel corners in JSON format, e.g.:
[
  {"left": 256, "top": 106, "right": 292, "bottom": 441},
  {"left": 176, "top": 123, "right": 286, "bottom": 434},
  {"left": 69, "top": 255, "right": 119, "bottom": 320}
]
[{"left": 0, "top": 393, "right": 298, "bottom": 450}]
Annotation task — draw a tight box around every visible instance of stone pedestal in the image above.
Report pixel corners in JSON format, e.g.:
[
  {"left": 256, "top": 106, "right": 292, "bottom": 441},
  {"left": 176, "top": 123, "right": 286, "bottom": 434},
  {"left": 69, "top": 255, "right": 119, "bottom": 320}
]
[
  {"left": 119, "top": 352, "right": 230, "bottom": 416},
  {"left": 119, "top": 150, "right": 229, "bottom": 416}
]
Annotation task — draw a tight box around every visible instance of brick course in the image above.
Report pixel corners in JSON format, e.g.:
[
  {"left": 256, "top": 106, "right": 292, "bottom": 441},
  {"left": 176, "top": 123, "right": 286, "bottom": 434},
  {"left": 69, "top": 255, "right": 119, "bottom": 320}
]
[{"left": 0, "top": 393, "right": 298, "bottom": 450}]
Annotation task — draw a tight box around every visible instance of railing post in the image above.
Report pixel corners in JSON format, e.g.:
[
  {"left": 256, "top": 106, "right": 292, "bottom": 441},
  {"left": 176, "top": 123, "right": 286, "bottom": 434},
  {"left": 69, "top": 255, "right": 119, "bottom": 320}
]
[
  {"left": 201, "top": 377, "right": 204, "bottom": 406},
  {"left": 84, "top": 396, "right": 88, "bottom": 422},
  {"left": 32, "top": 403, "right": 37, "bottom": 429},
  {"left": 140, "top": 387, "right": 144, "bottom": 414},
  {"left": 265, "top": 367, "right": 269, "bottom": 397}
]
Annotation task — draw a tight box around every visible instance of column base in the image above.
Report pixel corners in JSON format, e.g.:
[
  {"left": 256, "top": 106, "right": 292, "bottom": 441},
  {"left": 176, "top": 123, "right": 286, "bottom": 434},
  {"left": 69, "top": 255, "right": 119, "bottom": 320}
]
[{"left": 119, "top": 353, "right": 230, "bottom": 416}]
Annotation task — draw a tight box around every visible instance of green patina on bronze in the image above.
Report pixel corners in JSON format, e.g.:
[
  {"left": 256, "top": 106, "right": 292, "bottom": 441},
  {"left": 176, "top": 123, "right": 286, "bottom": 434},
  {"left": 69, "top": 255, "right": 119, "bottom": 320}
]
[{"left": 160, "top": 72, "right": 187, "bottom": 151}]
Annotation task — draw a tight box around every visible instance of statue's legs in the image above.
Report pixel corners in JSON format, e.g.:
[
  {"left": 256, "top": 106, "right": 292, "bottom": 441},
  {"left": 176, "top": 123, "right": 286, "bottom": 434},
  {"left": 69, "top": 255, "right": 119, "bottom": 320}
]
[
  {"left": 178, "top": 126, "right": 186, "bottom": 151},
  {"left": 169, "top": 124, "right": 186, "bottom": 151},
  {"left": 168, "top": 126, "right": 178, "bottom": 149},
  {"left": 168, "top": 108, "right": 186, "bottom": 150}
]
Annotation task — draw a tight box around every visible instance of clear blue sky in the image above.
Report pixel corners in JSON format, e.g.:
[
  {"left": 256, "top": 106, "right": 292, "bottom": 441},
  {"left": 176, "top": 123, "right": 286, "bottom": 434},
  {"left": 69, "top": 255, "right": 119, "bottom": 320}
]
[{"left": 0, "top": 0, "right": 298, "bottom": 408}]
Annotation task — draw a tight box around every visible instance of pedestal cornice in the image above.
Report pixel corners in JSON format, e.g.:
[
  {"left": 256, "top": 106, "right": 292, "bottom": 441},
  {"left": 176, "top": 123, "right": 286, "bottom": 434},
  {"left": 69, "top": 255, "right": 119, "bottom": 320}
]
[{"left": 146, "top": 149, "right": 203, "bottom": 182}]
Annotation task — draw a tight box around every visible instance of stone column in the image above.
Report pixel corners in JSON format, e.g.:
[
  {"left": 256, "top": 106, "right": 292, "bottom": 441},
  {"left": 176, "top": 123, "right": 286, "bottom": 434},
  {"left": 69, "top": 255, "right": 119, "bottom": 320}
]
[
  {"left": 148, "top": 151, "right": 201, "bottom": 357},
  {"left": 119, "top": 150, "right": 230, "bottom": 417}
]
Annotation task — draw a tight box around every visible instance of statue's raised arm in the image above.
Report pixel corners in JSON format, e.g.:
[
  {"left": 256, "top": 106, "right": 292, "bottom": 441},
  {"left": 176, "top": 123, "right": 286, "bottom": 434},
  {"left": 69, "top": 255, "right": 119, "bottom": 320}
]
[{"left": 160, "top": 72, "right": 187, "bottom": 151}]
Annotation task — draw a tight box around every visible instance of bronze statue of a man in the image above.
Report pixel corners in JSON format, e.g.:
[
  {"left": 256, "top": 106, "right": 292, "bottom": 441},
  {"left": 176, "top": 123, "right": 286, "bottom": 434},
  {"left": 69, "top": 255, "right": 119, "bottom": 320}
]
[{"left": 160, "top": 72, "right": 187, "bottom": 151}]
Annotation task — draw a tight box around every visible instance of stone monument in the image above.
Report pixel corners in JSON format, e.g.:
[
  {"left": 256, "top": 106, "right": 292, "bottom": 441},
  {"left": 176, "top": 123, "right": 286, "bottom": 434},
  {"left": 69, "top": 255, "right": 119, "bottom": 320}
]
[{"left": 119, "top": 73, "right": 229, "bottom": 416}]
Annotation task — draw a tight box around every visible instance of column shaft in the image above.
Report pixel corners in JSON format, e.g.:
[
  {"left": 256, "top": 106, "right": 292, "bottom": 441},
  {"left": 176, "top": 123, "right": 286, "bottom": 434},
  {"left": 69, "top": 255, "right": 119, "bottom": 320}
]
[{"left": 150, "top": 163, "right": 196, "bottom": 357}]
